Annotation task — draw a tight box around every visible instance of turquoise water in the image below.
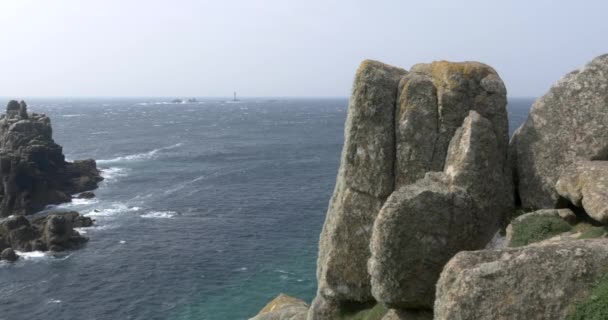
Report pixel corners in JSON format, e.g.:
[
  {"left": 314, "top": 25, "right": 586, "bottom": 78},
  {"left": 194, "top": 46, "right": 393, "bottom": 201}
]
[{"left": 0, "top": 97, "right": 532, "bottom": 320}]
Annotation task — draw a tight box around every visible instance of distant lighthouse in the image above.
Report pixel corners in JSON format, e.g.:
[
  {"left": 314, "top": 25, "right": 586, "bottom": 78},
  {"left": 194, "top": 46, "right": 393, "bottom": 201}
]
[{"left": 233, "top": 91, "right": 238, "bottom": 101}]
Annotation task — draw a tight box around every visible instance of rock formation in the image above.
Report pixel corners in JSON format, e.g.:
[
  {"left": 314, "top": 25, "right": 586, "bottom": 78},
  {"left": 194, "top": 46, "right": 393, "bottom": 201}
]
[
  {"left": 556, "top": 161, "right": 608, "bottom": 223},
  {"left": 0, "top": 211, "right": 92, "bottom": 259},
  {"left": 309, "top": 60, "right": 512, "bottom": 318},
  {"left": 435, "top": 240, "right": 608, "bottom": 320},
  {"left": 510, "top": 54, "right": 608, "bottom": 209},
  {"left": 370, "top": 110, "right": 511, "bottom": 309},
  {"left": 0, "top": 100, "right": 103, "bottom": 217},
  {"left": 313, "top": 60, "right": 407, "bottom": 307}
]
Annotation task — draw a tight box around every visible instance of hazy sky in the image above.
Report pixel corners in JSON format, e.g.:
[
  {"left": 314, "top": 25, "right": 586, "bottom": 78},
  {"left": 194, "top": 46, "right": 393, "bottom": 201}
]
[{"left": 1, "top": 0, "right": 607, "bottom": 98}]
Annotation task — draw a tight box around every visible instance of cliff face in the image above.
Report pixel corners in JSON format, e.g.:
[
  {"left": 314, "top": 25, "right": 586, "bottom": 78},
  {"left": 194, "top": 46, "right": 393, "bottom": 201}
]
[{"left": 0, "top": 100, "right": 102, "bottom": 217}]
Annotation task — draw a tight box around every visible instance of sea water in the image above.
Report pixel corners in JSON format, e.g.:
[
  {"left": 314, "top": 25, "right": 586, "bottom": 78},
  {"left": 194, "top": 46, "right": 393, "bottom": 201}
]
[{"left": 0, "top": 97, "right": 533, "bottom": 320}]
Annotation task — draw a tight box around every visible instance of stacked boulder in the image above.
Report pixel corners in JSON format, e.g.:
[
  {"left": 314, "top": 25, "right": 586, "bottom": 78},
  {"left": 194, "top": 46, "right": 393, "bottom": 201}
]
[
  {"left": 435, "top": 54, "right": 608, "bottom": 319},
  {"left": 308, "top": 59, "right": 513, "bottom": 319},
  {"left": 0, "top": 100, "right": 103, "bottom": 217}
]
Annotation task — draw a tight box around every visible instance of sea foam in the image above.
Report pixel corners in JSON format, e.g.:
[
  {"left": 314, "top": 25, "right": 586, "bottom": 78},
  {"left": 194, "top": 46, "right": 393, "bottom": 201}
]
[{"left": 97, "top": 143, "right": 183, "bottom": 164}]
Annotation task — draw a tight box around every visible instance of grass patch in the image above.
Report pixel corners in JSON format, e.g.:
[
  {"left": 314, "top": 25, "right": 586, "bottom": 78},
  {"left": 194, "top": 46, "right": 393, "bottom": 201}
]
[
  {"left": 338, "top": 303, "right": 388, "bottom": 320},
  {"left": 578, "top": 226, "right": 608, "bottom": 239},
  {"left": 510, "top": 215, "right": 572, "bottom": 247},
  {"left": 568, "top": 273, "right": 608, "bottom": 319}
]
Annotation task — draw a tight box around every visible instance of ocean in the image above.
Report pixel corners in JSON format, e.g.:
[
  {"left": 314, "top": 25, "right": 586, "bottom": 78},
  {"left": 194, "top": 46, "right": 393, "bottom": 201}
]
[{"left": 0, "top": 97, "right": 533, "bottom": 320}]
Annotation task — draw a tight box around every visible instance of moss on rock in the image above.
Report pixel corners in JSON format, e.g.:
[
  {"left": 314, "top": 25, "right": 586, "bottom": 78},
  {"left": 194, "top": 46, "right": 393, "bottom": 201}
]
[
  {"left": 509, "top": 214, "right": 572, "bottom": 247},
  {"left": 568, "top": 273, "right": 608, "bottom": 320},
  {"left": 338, "top": 303, "right": 388, "bottom": 320}
]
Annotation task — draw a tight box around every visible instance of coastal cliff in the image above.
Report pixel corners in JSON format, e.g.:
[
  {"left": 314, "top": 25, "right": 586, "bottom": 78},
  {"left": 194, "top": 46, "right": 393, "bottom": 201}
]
[
  {"left": 252, "top": 54, "right": 608, "bottom": 320},
  {"left": 0, "top": 100, "right": 102, "bottom": 261}
]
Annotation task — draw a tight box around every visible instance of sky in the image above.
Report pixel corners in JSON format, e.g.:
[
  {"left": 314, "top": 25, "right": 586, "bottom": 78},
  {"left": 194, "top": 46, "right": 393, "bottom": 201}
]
[{"left": 0, "top": 0, "right": 607, "bottom": 98}]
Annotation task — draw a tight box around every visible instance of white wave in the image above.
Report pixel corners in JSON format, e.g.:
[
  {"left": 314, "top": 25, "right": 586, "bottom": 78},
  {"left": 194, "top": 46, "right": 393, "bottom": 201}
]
[
  {"left": 47, "top": 299, "right": 62, "bottom": 304},
  {"left": 101, "top": 167, "right": 129, "bottom": 180},
  {"left": 15, "top": 251, "right": 48, "bottom": 260},
  {"left": 97, "top": 143, "right": 183, "bottom": 164},
  {"left": 70, "top": 198, "right": 99, "bottom": 206},
  {"left": 62, "top": 114, "right": 83, "bottom": 117},
  {"left": 119, "top": 240, "right": 126, "bottom": 244},
  {"left": 85, "top": 204, "right": 141, "bottom": 217},
  {"left": 141, "top": 210, "right": 177, "bottom": 219},
  {"left": 74, "top": 225, "right": 112, "bottom": 234}
]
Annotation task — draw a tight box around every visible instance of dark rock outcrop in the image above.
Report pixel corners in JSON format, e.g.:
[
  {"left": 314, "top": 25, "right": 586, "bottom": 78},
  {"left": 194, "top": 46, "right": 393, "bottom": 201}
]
[
  {"left": 0, "top": 211, "right": 90, "bottom": 253},
  {"left": 1, "top": 247, "right": 18, "bottom": 261},
  {"left": 0, "top": 100, "right": 103, "bottom": 217},
  {"left": 510, "top": 54, "right": 608, "bottom": 209}
]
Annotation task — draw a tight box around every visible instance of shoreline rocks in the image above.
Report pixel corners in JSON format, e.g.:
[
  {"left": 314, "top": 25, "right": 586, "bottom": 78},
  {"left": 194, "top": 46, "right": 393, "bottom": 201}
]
[
  {"left": 0, "top": 100, "right": 103, "bottom": 217},
  {"left": 0, "top": 210, "right": 92, "bottom": 260}
]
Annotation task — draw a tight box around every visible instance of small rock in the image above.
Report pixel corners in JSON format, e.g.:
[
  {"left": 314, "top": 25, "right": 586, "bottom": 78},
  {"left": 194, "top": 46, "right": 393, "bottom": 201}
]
[
  {"left": 1, "top": 248, "right": 18, "bottom": 262},
  {"left": 76, "top": 191, "right": 96, "bottom": 199}
]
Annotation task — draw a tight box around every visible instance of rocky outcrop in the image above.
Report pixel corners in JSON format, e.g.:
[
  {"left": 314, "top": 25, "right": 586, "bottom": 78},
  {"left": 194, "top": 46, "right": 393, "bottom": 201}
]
[
  {"left": 510, "top": 54, "right": 608, "bottom": 209},
  {"left": 0, "top": 211, "right": 92, "bottom": 255},
  {"left": 369, "top": 110, "right": 511, "bottom": 309},
  {"left": 0, "top": 100, "right": 103, "bottom": 217},
  {"left": 250, "top": 294, "right": 309, "bottom": 320},
  {"left": 435, "top": 240, "right": 608, "bottom": 320},
  {"left": 314, "top": 60, "right": 407, "bottom": 304},
  {"left": 309, "top": 60, "right": 511, "bottom": 318},
  {"left": 556, "top": 161, "right": 608, "bottom": 223}
]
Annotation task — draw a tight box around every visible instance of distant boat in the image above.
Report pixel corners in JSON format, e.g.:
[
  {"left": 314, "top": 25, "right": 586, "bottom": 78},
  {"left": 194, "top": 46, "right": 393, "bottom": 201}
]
[
  {"left": 187, "top": 98, "right": 198, "bottom": 103},
  {"left": 171, "top": 99, "right": 183, "bottom": 104}
]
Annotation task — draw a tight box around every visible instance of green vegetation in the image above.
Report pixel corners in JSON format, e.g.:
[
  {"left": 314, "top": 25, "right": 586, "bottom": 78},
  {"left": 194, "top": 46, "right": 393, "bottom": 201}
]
[
  {"left": 338, "top": 303, "right": 388, "bottom": 320},
  {"left": 509, "top": 215, "right": 572, "bottom": 247},
  {"left": 568, "top": 273, "right": 608, "bottom": 320},
  {"left": 578, "top": 226, "right": 608, "bottom": 239}
]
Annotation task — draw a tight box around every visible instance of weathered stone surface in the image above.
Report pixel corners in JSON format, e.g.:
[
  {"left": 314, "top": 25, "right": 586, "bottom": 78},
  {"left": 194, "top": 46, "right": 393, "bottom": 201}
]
[
  {"left": 511, "top": 54, "right": 608, "bottom": 209},
  {"left": 395, "top": 61, "right": 509, "bottom": 188},
  {"left": 250, "top": 294, "right": 308, "bottom": 320},
  {"left": 369, "top": 111, "right": 512, "bottom": 309},
  {"left": 382, "top": 309, "right": 432, "bottom": 320},
  {"left": 0, "top": 100, "right": 103, "bottom": 217},
  {"left": 505, "top": 209, "right": 576, "bottom": 246},
  {"left": 342, "top": 60, "right": 407, "bottom": 198},
  {"left": 435, "top": 240, "right": 608, "bottom": 320},
  {"left": 556, "top": 161, "right": 608, "bottom": 223},
  {"left": 314, "top": 60, "right": 406, "bottom": 306}
]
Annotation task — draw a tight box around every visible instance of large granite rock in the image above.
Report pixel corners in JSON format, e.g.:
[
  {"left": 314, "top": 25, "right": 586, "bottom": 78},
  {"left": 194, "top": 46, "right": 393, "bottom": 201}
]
[
  {"left": 314, "top": 60, "right": 406, "bottom": 304},
  {"left": 556, "top": 161, "right": 608, "bottom": 223},
  {"left": 0, "top": 211, "right": 91, "bottom": 252},
  {"left": 510, "top": 54, "right": 608, "bottom": 209},
  {"left": 310, "top": 60, "right": 511, "bottom": 319},
  {"left": 369, "top": 111, "right": 511, "bottom": 309},
  {"left": 250, "top": 294, "right": 309, "bottom": 320},
  {"left": 395, "top": 61, "right": 509, "bottom": 188},
  {"left": 0, "top": 100, "right": 103, "bottom": 217},
  {"left": 435, "top": 240, "right": 608, "bottom": 320}
]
